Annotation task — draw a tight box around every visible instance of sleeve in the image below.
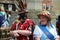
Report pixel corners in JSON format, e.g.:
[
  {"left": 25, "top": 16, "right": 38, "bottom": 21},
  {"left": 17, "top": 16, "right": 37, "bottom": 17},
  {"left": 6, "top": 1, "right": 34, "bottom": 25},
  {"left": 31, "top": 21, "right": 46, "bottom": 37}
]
[
  {"left": 52, "top": 25, "right": 59, "bottom": 38},
  {"left": 11, "top": 21, "right": 17, "bottom": 30},
  {"left": 33, "top": 25, "right": 42, "bottom": 37},
  {"left": 28, "top": 19, "right": 35, "bottom": 27},
  {"left": 27, "top": 19, "right": 35, "bottom": 34}
]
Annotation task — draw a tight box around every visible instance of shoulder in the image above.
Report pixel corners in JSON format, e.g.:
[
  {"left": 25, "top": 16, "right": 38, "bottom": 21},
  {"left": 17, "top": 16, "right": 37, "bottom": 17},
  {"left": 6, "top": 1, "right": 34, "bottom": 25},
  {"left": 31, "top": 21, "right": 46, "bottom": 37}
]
[
  {"left": 35, "top": 25, "right": 39, "bottom": 28},
  {"left": 51, "top": 24, "right": 56, "bottom": 29},
  {"left": 50, "top": 22, "right": 56, "bottom": 29},
  {"left": 33, "top": 25, "right": 42, "bottom": 37},
  {"left": 26, "top": 19, "right": 33, "bottom": 21},
  {"left": 15, "top": 19, "right": 20, "bottom": 23},
  {"left": 26, "top": 19, "right": 34, "bottom": 25},
  {"left": 35, "top": 25, "right": 42, "bottom": 30},
  {"left": 34, "top": 25, "right": 42, "bottom": 33},
  {"left": 1, "top": 12, "right": 6, "bottom": 15},
  {"left": 26, "top": 19, "right": 33, "bottom": 22},
  {"left": 12, "top": 19, "right": 20, "bottom": 24}
]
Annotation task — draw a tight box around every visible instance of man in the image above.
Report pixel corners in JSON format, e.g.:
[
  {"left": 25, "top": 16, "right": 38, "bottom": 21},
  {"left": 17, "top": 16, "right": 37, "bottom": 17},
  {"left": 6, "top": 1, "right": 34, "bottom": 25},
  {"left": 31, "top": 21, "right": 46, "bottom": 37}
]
[{"left": 10, "top": 10, "right": 34, "bottom": 40}]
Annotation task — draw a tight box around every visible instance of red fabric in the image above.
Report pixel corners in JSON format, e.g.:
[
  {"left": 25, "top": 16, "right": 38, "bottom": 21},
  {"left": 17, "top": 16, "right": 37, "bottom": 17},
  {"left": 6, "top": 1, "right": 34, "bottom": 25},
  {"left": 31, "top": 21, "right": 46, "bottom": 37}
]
[
  {"left": 11, "top": 21, "right": 17, "bottom": 30},
  {"left": 11, "top": 19, "right": 34, "bottom": 40}
]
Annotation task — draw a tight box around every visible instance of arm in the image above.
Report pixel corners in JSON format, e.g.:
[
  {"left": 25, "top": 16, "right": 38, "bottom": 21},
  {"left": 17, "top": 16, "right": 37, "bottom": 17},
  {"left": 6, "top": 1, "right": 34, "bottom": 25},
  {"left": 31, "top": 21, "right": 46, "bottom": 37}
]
[
  {"left": 13, "top": 30, "right": 32, "bottom": 36},
  {"left": 16, "top": 19, "right": 35, "bottom": 36},
  {"left": 10, "top": 29, "right": 31, "bottom": 37},
  {"left": 11, "top": 23, "right": 34, "bottom": 36},
  {"left": 35, "top": 37, "right": 40, "bottom": 40},
  {"left": 54, "top": 28, "right": 59, "bottom": 40},
  {"left": 10, "top": 21, "right": 19, "bottom": 37},
  {"left": 10, "top": 31, "right": 19, "bottom": 37},
  {"left": 52, "top": 25, "right": 59, "bottom": 40},
  {"left": 33, "top": 25, "right": 42, "bottom": 40}
]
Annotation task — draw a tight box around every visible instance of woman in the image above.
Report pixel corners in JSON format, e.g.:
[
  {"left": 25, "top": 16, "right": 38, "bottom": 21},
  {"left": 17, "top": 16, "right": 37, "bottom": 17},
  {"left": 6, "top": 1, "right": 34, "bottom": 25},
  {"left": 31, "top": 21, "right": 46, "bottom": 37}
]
[{"left": 33, "top": 11, "right": 59, "bottom": 40}]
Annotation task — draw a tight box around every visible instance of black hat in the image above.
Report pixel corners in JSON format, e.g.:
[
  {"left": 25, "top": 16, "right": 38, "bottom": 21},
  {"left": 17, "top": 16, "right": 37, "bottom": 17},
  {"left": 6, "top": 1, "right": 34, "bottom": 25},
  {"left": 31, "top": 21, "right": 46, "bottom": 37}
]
[
  {"left": 18, "top": 9, "right": 28, "bottom": 15},
  {"left": 18, "top": 10, "right": 28, "bottom": 20}
]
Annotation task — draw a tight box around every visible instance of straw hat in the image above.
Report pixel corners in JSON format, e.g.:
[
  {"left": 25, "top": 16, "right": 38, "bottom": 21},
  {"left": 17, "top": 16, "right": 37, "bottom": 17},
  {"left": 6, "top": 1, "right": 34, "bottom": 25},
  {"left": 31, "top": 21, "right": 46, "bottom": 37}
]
[{"left": 37, "top": 10, "right": 51, "bottom": 21}]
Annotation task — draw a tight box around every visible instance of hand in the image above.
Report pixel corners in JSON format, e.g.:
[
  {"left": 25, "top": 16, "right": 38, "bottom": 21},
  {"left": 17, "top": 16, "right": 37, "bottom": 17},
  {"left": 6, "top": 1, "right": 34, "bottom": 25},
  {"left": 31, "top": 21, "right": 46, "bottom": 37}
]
[
  {"left": 13, "top": 32, "right": 19, "bottom": 37},
  {"left": 55, "top": 38, "right": 59, "bottom": 40},
  {"left": 5, "top": 27, "right": 10, "bottom": 30},
  {"left": 10, "top": 31, "right": 19, "bottom": 37},
  {"left": 10, "top": 30, "right": 18, "bottom": 34}
]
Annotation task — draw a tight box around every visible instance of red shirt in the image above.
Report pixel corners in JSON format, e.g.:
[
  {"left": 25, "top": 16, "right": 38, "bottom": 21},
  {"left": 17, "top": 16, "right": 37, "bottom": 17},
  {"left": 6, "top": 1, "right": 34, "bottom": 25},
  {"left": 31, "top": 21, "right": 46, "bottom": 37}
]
[{"left": 11, "top": 19, "right": 34, "bottom": 40}]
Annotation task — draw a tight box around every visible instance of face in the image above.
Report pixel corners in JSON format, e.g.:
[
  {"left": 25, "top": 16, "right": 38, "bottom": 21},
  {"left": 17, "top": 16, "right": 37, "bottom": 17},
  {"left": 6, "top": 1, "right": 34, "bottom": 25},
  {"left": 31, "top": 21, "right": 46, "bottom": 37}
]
[
  {"left": 20, "top": 19, "right": 25, "bottom": 23},
  {"left": 20, "top": 16, "right": 27, "bottom": 24},
  {"left": 18, "top": 13, "right": 27, "bottom": 24},
  {"left": 39, "top": 16, "right": 48, "bottom": 25}
]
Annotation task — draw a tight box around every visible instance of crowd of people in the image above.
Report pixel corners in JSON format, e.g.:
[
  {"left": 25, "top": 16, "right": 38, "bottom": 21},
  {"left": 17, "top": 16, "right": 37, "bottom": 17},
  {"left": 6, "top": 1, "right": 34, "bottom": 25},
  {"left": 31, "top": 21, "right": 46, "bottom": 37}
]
[{"left": 0, "top": 7, "right": 60, "bottom": 40}]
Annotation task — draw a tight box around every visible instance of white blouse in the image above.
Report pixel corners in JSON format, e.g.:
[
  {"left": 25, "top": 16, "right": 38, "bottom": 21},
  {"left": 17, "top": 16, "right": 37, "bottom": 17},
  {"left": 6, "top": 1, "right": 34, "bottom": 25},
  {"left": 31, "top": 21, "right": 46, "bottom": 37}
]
[{"left": 33, "top": 25, "right": 59, "bottom": 40}]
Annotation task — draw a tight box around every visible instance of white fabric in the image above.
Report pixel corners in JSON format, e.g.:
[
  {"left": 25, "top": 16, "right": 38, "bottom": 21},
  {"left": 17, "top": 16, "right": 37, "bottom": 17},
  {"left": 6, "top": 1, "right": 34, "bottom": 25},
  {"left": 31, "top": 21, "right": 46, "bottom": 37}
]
[{"left": 33, "top": 25, "right": 59, "bottom": 40}]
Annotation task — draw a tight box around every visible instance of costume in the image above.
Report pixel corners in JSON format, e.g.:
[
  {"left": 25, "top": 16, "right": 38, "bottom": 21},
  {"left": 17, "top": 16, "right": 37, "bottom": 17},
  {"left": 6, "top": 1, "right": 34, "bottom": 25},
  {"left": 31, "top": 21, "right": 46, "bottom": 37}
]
[
  {"left": 11, "top": 19, "right": 34, "bottom": 40},
  {"left": 34, "top": 11, "right": 59, "bottom": 40},
  {"left": 0, "top": 11, "right": 8, "bottom": 27},
  {"left": 33, "top": 22, "right": 59, "bottom": 40}
]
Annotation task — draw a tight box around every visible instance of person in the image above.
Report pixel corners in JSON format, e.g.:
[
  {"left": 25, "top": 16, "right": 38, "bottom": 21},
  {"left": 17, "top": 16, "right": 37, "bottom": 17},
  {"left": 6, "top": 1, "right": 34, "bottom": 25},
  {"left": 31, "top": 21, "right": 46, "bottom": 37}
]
[
  {"left": 33, "top": 10, "right": 59, "bottom": 40},
  {"left": 10, "top": 10, "right": 35, "bottom": 40},
  {"left": 0, "top": 7, "right": 10, "bottom": 28},
  {"left": 0, "top": 7, "right": 10, "bottom": 40},
  {"left": 56, "top": 15, "right": 60, "bottom": 36},
  {"left": 5, "top": 10, "right": 11, "bottom": 26}
]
